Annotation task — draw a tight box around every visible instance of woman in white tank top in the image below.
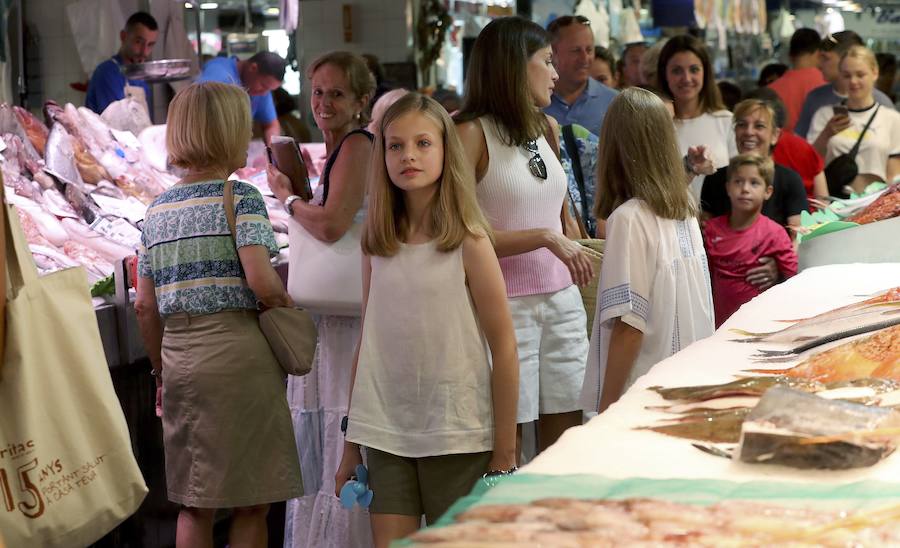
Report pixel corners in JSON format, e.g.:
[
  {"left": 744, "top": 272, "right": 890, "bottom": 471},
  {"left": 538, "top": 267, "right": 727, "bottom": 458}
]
[{"left": 455, "top": 17, "right": 594, "bottom": 455}]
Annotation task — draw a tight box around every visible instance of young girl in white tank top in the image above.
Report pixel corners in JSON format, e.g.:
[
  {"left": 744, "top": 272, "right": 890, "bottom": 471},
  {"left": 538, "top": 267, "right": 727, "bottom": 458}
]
[{"left": 334, "top": 93, "right": 519, "bottom": 547}]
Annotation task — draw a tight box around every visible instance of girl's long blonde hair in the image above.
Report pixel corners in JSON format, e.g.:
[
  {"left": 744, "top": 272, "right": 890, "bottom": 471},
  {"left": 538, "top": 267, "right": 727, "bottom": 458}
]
[
  {"left": 363, "top": 92, "right": 492, "bottom": 257},
  {"left": 594, "top": 88, "right": 695, "bottom": 220}
]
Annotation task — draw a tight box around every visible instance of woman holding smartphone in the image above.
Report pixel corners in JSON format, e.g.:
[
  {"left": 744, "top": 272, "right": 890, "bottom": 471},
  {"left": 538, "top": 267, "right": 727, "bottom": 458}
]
[{"left": 808, "top": 46, "right": 900, "bottom": 193}]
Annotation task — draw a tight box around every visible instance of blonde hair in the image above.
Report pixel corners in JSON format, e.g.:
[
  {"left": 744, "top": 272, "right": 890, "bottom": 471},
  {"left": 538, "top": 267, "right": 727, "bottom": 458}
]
[
  {"left": 368, "top": 88, "right": 409, "bottom": 135},
  {"left": 306, "top": 51, "right": 376, "bottom": 125},
  {"left": 840, "top": 45, "right": 879, "bottom": 73},
  {"left": 166, "top": 82, "right": 251, "bottom": 171},
  {"left": 363, "top": 93, "right": 492, "bottom": 256},
  {"left": 727, "top": 153, "right": 774, "bottom": 187},
  {"left": 732, "top": 98, "right": 776, "bottom": 127},
  {"left": 594, "top": 87, "right": 695, "bottom": 220}
]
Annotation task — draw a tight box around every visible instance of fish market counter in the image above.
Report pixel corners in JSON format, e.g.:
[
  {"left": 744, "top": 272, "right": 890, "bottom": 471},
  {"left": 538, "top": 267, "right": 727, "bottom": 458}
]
[{"left": 523, "top": 262, "right": 900, "bottom": 485}]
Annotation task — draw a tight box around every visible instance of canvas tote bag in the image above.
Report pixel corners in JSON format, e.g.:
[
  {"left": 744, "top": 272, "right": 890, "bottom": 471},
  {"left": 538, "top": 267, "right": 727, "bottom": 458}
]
[
  {"left": 1, "top": 186, "right": 147, "bottom": 547},
  {"left": 286, "top": 217, "right": 363, "bottom": 317}
]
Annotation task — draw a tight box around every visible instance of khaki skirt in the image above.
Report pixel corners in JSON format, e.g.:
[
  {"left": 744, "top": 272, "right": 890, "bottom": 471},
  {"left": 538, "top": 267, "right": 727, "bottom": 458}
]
[{"left": 161, "top": 309, "right": 302, "bottom": 508}]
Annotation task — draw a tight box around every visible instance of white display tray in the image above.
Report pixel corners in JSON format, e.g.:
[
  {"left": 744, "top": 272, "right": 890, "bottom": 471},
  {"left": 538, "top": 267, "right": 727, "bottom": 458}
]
[{"left": 522, "top": 263, "right": 900, "bottom": 486}]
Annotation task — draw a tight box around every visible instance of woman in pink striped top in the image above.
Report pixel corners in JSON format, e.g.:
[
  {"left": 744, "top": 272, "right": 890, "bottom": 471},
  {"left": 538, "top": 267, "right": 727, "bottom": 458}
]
[{"left": 455, "top": 16, "right": 594, "bottom": 456}]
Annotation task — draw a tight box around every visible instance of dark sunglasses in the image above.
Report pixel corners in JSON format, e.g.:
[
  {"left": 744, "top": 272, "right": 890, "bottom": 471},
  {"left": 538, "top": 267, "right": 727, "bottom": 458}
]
[{"left": 523, "top": 140, "right": 547, "bottom": 180}]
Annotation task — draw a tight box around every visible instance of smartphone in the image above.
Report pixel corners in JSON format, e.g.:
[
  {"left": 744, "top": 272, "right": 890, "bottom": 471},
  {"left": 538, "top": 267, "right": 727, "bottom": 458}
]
[{"left": 833, "top": 104, "right": 849, "bottom": 117}]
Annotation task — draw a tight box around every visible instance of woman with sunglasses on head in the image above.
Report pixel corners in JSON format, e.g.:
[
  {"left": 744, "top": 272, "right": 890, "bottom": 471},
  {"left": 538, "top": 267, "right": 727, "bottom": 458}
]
[
  {"left": 658, "top": 35, "right": 737, "bottom": 199},
  {"left": 808, "top": 46, "right": 900, "bottom": 194},
  {"left": 455, "top": 16, "right": 593, "bottom": 456}
]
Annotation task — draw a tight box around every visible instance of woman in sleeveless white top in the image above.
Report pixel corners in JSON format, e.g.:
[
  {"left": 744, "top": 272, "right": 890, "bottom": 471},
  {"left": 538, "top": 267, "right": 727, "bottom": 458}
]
[
  {"left": 455, "top": 17, "right": 594, "bottom": 453},
  {"left": 348, "top": 242, "right": 493, "bottom": 455}
]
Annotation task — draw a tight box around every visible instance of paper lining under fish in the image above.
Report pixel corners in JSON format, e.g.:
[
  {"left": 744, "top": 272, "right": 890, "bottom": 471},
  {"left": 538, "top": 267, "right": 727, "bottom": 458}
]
[{"left": 730, "top": 287, "right": 900, "bottom": 344}]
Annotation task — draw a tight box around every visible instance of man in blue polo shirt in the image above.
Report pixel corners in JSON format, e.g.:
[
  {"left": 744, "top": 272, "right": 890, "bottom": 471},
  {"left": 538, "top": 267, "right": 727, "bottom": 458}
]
[
  {"left": 199, "top": 52, "right": 286, "bottom": 144},
  {"left": 544, "top": 15, "right": 618, "bottom": 136},
  {"left": 86, "top": 12, "right": 158, "bottom": 116}
]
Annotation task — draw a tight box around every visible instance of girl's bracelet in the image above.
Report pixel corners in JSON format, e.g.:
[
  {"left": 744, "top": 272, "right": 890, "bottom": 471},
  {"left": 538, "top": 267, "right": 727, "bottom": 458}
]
[{"left": 482, "top": 466, "right": 518, "bottom": 478}]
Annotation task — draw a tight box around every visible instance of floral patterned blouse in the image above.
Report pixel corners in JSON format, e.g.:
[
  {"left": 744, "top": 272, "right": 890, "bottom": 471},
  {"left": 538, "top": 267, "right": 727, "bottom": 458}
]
[{"left": 138, "top": 180, "right": 278, "bottom": 316}]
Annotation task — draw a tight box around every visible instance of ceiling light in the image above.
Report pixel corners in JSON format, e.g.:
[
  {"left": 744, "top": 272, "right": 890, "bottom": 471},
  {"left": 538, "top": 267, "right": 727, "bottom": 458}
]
[
  {"left": 265, "top": 7, "right": 279, "bottom": 16},
  {"left": 199, "top": 2, "right": 218, "bottom": 9},
  {"left": 184, "top": 2, "right": 193, "bottom": 7}
]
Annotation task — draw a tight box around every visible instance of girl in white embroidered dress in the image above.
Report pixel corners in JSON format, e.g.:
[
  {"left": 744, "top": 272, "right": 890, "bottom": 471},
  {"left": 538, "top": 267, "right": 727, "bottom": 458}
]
[
  {"left": 580, "top": 88, "right": 714, "bottom": 415},
  {"left": 334, "top": 93, "right": 518, "bottom": 548}
]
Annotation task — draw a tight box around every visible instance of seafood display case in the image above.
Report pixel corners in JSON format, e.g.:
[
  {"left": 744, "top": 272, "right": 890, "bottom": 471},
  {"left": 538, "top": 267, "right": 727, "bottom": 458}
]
[{"left": 408, "top": 263, "right": 900, "bottom": 544}]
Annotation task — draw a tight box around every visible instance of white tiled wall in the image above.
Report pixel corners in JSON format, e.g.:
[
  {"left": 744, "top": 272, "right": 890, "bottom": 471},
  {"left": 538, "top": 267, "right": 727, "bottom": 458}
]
[
  {"left": 298, "top": 0, "right": 413, "bottom": 65},
  {"left": 24, "top": 0, "right": 90, "bottom": 108},
  {"left": 296, "top": 0, "right": 415, "bottom": 139}
]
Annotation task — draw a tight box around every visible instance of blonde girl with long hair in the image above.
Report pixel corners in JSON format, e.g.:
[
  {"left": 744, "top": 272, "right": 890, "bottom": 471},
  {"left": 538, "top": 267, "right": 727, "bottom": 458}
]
[
  {"left": 579, "top": 88, "right": 714, "bottom": 414},
  {"left": 335, "top": 93, "right": 518, "bottom": 547}
]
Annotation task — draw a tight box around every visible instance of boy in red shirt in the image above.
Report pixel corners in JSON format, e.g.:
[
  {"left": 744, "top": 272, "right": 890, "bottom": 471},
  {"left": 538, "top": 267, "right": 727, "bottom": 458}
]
[{"left": 704, "top": 155, "right": 798, "bottom": 327}]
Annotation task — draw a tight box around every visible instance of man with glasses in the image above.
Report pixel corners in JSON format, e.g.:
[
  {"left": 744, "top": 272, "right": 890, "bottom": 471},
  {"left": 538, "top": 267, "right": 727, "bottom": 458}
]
[
  {"left": 794, "top": 30, "right": 895, "bottom": 140},
  {"left": 198, "top": 51, "right": 286, "bottom": 144},
  {"left": 544, "top": 15, "right": 618, "bottom": 136}
]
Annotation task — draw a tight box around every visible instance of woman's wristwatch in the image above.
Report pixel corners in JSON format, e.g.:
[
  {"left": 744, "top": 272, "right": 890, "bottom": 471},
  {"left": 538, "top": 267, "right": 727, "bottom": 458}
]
[{"left": 284, "top": 194, "right": 302, "bottom": 215}]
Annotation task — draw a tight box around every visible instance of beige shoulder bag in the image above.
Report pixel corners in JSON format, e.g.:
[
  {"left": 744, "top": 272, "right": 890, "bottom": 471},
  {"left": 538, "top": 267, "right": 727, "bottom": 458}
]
[{"left": 223, "top": 180, "right": 316, "bottom": 377}]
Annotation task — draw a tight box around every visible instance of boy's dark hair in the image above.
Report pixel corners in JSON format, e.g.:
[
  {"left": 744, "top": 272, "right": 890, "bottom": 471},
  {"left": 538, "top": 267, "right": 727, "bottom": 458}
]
[
  {"left": 594, "top": 46, "right": 616, "bottom": 69},
  {"left": 248, "top": 52, "right": 286, "bottom": 81},
  {"left": 727, "top": 154, "right": 774, "bottom": 187},
  {"left": 789, "top": 28, "right": 821, "bottom": 58},
  {"left": 125, "top": 11, "right": 158, "bottom": 32},
  {"left": 717, "top": 80, "right": 742, "bottom": 112},
  {"left": 876, "top": 52, "right": 897, "bottom": 75},
  {"left": 820, "top": 30, "right": 863, "bottom": 55},
  {"left": 758, "top": 62, "right": 788, "bottom": 86}
]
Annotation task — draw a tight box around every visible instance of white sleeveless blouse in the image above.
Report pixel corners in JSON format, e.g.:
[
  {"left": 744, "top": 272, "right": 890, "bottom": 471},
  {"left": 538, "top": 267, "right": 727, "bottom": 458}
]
[{"left": 346, "top": 242, "right": 493, "bottom": 457}]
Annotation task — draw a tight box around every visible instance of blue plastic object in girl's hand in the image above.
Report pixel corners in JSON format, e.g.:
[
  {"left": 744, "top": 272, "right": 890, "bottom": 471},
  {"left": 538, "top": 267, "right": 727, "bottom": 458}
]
[{"left": 340, "top": 464, "right": 373, "bottom": 509}]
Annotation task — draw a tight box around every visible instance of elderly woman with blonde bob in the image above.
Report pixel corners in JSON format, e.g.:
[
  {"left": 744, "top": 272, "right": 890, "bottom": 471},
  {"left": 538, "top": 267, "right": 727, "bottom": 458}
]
[
  {"left": 579, "top": 88, "right": 714, "bottom": 415},
  {"left": 135, "top": 81, "right": 302, "bottom": 548}
]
